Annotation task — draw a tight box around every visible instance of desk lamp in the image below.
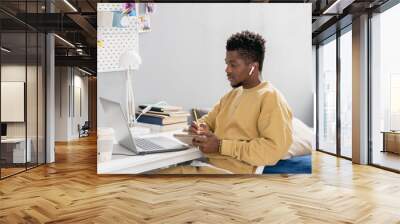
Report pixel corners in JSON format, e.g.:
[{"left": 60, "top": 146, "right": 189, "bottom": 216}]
[{"left": 119, "top": 50, "right": 141, "bottom": 128}]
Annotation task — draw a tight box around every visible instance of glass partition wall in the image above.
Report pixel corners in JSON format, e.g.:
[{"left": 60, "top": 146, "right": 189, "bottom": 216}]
[
  {"left": 316, "top": 0, "right": 400, "bottom": 172},
  {"left": 317, "top": 35, "right": 337, "bottom": 155},
  {"left": 339, "top": 27, "right": 352, "bottom": 159},
  {"left": 316, "top": 26, "right": 353, "bottom": 159},
  {"left": 370, "top": 3, "right": 400, "bottom": 172},
  {"left": 0, "top": 1, "right": 46, "bottom": 179}
]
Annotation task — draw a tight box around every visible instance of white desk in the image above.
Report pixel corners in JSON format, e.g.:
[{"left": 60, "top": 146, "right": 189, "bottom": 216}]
[
  {"left": 97, "top": 130, "right": 203, "bottom": 174},
  {"left": 1, "top": 138, "right": 31, "bottom": 163}
]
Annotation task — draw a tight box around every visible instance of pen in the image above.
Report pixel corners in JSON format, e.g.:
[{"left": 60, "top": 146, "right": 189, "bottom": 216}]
[{"left": 193, "top": 108, "right": 199, "bottom": 126}]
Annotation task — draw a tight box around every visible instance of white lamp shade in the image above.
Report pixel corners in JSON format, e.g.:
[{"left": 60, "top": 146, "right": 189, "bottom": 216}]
[{"left": 119, "top": 50, "right": 142, "bottom": 70}]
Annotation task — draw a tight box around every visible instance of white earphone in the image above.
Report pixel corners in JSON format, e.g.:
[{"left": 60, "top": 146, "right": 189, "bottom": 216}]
[{"left": 249, "top": 66, "right": 255, "bottom": 76}]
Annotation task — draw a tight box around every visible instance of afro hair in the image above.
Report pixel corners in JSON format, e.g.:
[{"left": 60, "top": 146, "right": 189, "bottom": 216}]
[{"left": 226, "top": 30, "right": 266, "bottom": 71}]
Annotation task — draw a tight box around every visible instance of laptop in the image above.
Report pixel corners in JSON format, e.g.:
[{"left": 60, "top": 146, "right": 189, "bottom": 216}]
[{"left": 99, "top": 97, "right": 189, "bottom": 155}]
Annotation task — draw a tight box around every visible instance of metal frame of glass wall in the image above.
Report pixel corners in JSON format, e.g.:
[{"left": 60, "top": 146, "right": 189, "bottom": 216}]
[
  {"left": 0, "top": 0, "right": 47, "bottom": 179},
  {"left": 316, "top": 24, "right": 352, "bottom": 161}
]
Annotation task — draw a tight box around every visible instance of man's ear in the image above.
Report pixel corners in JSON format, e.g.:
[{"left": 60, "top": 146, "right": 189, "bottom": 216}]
[{"left": 254, "top": 62, "right": 259, "bottom": 71}]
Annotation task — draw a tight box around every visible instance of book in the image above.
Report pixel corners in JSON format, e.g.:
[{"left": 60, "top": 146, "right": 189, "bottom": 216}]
[
  {"left": 136, "top": 122, "right": 188, "bottom": 132},
  {"left": 137, "top": 110, "right": 190, "bottom": 117},
  {"left": 136, "top": 112, "right": 187, "bottom": 120},
  {"left": 138, "top": 104, "right": 183, "bottom": 112},
  {"left": 135, "top": 113, "right": 188, "bottom": 125}
]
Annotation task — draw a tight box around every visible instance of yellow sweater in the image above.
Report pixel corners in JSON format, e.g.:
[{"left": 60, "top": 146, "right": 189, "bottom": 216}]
[{"left": 198, "top": 81, "right": 293, "bottom": 174}]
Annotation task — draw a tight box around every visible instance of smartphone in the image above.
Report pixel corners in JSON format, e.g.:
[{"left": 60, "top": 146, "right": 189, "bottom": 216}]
[{"left": 173, "top": 133, "right": 202, "bottom": 145}]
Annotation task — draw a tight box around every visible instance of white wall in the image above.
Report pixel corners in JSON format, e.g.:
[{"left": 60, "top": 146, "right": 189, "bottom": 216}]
[
  {"left": 1, "top": 66, "right": 26, "bottom": 131},
  {"left": 98, "top": 3, "right": 313, "bottom": 126},
  {"left": 55, "top": 67, "right": 89, "bottom": 141},
  {"left": 72, "top": 74, "right": 89, "bottom": 138},
  {"left": 55, "top": 67, "right": 69, "bottom": 141},
  {"left": 1, "top": 64, "right": 46, "bottom": 164},
  {"left": 1, "top": 65, "right": 37, "bottom": 137}
]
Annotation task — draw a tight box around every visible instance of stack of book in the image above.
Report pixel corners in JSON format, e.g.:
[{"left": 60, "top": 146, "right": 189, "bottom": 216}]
[{"left": 135, "top": 104, "right": 190, "bottom": 131}]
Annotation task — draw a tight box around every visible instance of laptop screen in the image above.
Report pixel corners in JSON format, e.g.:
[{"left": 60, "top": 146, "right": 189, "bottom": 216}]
[{"left": 99, "top": 97, "right": 137, "bottom": 152}]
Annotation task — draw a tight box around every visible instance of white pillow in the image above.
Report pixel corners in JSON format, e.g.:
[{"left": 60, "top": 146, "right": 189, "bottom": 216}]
[{"left": 283, "top": 117, "right": 314, "bottom": 159}]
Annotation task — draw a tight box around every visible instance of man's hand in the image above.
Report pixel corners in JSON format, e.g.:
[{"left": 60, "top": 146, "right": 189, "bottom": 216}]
[
  {"left": 188, "top": 121, "right": 209, "bottom": 135},
  {"left": 192, "top": 132, "right": 220, "bottom": 153}
]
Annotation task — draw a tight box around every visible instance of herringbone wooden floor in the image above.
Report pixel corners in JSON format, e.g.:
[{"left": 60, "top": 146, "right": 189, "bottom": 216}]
[{"left": 1, "top": 135, "right": 400, "bottom": 224}]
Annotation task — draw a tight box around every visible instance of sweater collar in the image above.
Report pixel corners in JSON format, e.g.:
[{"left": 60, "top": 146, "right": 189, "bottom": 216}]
[{"left": 241, "top": 81, "right": 268, "bottom": 93}]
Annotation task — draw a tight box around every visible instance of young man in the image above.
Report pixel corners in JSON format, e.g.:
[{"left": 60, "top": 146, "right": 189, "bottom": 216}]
[{"left": 159, "top": 31, "right": 293, "bottom": 174}]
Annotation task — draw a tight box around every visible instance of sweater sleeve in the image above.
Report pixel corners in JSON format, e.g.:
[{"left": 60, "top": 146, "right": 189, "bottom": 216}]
[
  {"left": 198, "top": 92, "right": 229, "bottom": 132},
  {"left": 197, "top": 100, "right": 221, "bottom": 132},
  {"left": 219, "top": 98, "right": 293, "bottom": 166}
]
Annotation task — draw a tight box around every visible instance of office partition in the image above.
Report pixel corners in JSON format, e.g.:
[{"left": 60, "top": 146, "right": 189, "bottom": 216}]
[{"left": 0, "top": 1, "right": 47, "bottom": 179}]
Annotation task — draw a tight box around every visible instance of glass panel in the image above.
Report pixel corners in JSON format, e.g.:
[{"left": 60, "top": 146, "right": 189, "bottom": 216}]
[
  {"left": 390, "top": 74, "right": 400, "bottom": 130},
  {"left": 74, "top": 86, "right": 82, "bottom": 138},
  {"left": 0, "top": 1, "right": 46, "bottom": 178},
  {"left": 38, "top": 32, "right": 45, "bottom": 165},
  {"left": 371, "top": 3, "right": 400, "bottom": 171},
  {"left": 318, "top": 37, "right": 337, "bottom": 154},
  {"left": 340, "top": 29, "right": 352, "bottom": 158},
  {"left": 26, "top": 0, "right": 39, "bottom": 169},
  {"left": 27, "top": 31, "right": 38, "bottom": 169},
  {"left": 0, "top": 1, "right": 28, "bottom": 32},
  {"left": 1, "top": 31, "right": 27, "bottom": 177},
  {"left": 0, "top": 1, "right": 27, "bottom": 13},
  {"left": 26, "top": 0, "right": 39, "bottom": 13}
]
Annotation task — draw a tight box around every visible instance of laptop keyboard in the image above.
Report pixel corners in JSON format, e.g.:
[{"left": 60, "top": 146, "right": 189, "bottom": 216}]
[{"left": 134, "top": 138, "right": 165, "bottom": 151}]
